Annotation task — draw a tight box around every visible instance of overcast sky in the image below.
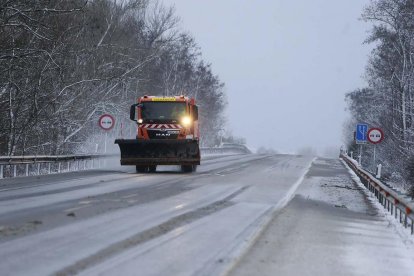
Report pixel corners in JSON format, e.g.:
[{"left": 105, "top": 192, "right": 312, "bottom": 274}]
[{"left": 162, "top": 0, "right": 373, "bottom": 153}]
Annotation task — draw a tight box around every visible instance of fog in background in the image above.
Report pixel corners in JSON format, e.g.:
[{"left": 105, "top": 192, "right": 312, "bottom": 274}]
[{"left": 162, "top": 0, "right": 373, "bottom": 155}]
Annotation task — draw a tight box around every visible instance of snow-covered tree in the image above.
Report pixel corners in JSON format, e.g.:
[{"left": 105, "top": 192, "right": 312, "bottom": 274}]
[
  {"left": 0, "top": 0, "right": 226, "bottom": 155},
  {"left": 345, "top": 0, "right": 414, "bottom": 193}
]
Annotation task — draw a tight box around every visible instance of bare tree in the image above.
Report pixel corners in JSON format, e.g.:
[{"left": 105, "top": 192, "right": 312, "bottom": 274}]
[
  {"left": 345, "top": 0, "right": 414, "bottom": 193},
  {"left": 0, "top": 0, "right": 227, "bottom": 155}
]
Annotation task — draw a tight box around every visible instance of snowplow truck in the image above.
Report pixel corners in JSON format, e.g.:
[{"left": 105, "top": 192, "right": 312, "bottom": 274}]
[{"left": 115, "top": 95, "right": 200, "bottom": 173}]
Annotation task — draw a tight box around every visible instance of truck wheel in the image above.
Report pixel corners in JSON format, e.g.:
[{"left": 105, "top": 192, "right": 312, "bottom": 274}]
[
  {"left": 148, "top": 165, "right": 157, "bottom": 173},
  {"left": 136, "top": 165, "right": 148, "bottom": 173},
  {"left": 181, "top": 165, "right": 195, "bottom": 173}
]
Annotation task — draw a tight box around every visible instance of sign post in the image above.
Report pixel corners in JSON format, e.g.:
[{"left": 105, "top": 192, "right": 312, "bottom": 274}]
[
  {"left": 98, "top": 114, "right": 115, "bottom": 153},
  {"left": 355, "top": 124, "right": 368, "bottom": 166},
  {"left": 367, "top": 128, "right": 384, "bottom": 172}
]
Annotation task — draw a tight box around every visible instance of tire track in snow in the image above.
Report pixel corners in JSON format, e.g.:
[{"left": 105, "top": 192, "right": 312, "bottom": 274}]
[{"left": 57, "top": 186, "right": 249, "bottom": 275}]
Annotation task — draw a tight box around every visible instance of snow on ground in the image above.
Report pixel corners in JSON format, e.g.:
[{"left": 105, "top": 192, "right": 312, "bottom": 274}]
[
  {"left": 0, "top": 154, "right": 314, "bottom": 275},
  {"left": 0, "top": 154, "right": 261, "bottom": 216},
  {"left": 77, "top": 155, "right": 315, "bottom": 276},
  {"left": 3, "top": 155, "right": 411, "bottom": 276},
  {"left": 79, "top": 202, "right": 272, "bottom": 276},
  {"left": 229, "top": 157, "right": 414, "bottom": 276},
  {"left": 342, "top": 159, "right": 414, "bottom": 246},
  {"left": 0, "top": 184, "right": 242, "bottom": 275}
]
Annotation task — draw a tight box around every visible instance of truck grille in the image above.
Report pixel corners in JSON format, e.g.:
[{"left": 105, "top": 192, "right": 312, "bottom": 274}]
[{"left": 147, "top": 129, "right": 180, "bottom": 139}]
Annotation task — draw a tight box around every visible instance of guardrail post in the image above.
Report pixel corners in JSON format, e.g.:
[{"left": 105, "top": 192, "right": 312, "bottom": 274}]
[
  {"left": 58, "top": 162, "right": 61, "bottom": 173},
  {"left": 404, "top": 214, "right": 407, "bottom": 228},
  {"left": 37, "top": 163, "right": 41, "bottom": 175},
  {"left": 48, "top": 163, "right": 51, "bottom": 174},
  {"left": 13, "top": 165, "right": 17, "bottom": 177},
  {"left": 375, "top": 164, "right": 382, "bottom": 179},
  {"left": 25, "top": 164, "right": 29, "bottom": 176},
  {"left": 83, "top": 160, "right": 86, "bottom": 170},
  {"left": 67, "top": 161, "right": 70, "bottom": 172},
  {"left": 0, "top": 165, "right": 3, "bottom": 179}
]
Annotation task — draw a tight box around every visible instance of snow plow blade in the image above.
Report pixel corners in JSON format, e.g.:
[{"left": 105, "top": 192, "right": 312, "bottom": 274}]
[{"left": 114, "top": 139, "right": 200, "bottom": 166}]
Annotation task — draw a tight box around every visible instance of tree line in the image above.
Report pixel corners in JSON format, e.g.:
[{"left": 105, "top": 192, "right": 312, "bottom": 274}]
[
  {"left": 345, "top": 0, "right": 414, "bottom": 194},
  {"left": 0, "top": 0, "right": 226, "bottom": 156}
]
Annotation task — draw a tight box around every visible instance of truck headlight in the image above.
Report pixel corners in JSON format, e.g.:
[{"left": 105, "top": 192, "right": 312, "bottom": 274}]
[
  {"left": 181, "top": 116, "right": 191, "bottom": 127},
  {"left": 137, "top": 119, "right": 143, "bottom": 124}
]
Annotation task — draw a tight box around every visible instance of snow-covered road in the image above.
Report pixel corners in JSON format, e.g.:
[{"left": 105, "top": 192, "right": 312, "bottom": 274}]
[
  {"left": 229, "top": 158, "right": 414, "bottom": 276},
  {"left": 0, "top": 154, "right": 412, "bottom": 276},
  {"left": 0, "top": 154, "right": 313, "bottom": 275}
]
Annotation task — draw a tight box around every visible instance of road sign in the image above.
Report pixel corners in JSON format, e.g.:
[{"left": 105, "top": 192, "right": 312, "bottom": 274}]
[
  {"left": 355, "top": 124, "right": 368, "bottom": 144},
  {"left": 367, "top": 128, "right": 384, "bottom": 144},
  {"left": 98, "top": 114, "right": 115, "bottom": 131}
]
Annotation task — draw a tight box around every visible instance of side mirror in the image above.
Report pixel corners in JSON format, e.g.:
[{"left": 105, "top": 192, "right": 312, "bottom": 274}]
[
  {"left": 130, "top": 104, "right": 140, "bottom": 121},
  {"left": 193, "top": 106, "right": 198, "bottom": 121}
]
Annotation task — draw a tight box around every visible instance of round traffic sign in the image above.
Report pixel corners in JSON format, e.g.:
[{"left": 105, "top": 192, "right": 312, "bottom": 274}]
[
  {"left": 98, "top": 114, "right": 115, "bottom": 130},
  {"left": 367, "top": 128, "right": 384, "bottom": 144}
]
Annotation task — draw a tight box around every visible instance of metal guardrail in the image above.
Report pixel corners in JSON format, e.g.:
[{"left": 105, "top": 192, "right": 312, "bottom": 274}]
[
  {"left": 0, "top": 154, "right": 109, "bottom": 179},
  {"left": 201, "top": 145, "right": 251, "bottom": 155},
  {"left": 340, "top": 152, "right": 414, "bottom": 234},
  {"left": 0, "top": 146, "right": 251, "bottom": 179}
]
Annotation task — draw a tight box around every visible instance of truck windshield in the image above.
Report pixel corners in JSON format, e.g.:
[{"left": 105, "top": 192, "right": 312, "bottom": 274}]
[{"left": 141, "top": 102, "right": 187, "bottom": 121}]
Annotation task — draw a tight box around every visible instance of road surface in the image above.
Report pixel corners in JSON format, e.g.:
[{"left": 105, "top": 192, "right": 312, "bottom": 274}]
[
  {"left": 0, "top": 154, "right": 412, "bottom": 275},
  {"left": 229, "top": 158, "right": 414, "bottom": 276}
]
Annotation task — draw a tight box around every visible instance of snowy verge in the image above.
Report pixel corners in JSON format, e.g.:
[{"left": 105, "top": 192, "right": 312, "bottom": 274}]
[{"left": 341, "top": 159, "right": 414, "bottom": 245}]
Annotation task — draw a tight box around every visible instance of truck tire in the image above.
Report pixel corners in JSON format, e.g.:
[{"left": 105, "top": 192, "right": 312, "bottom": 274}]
[{"left": 136, "top": 165, "right": 148, "bottom": 173}]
